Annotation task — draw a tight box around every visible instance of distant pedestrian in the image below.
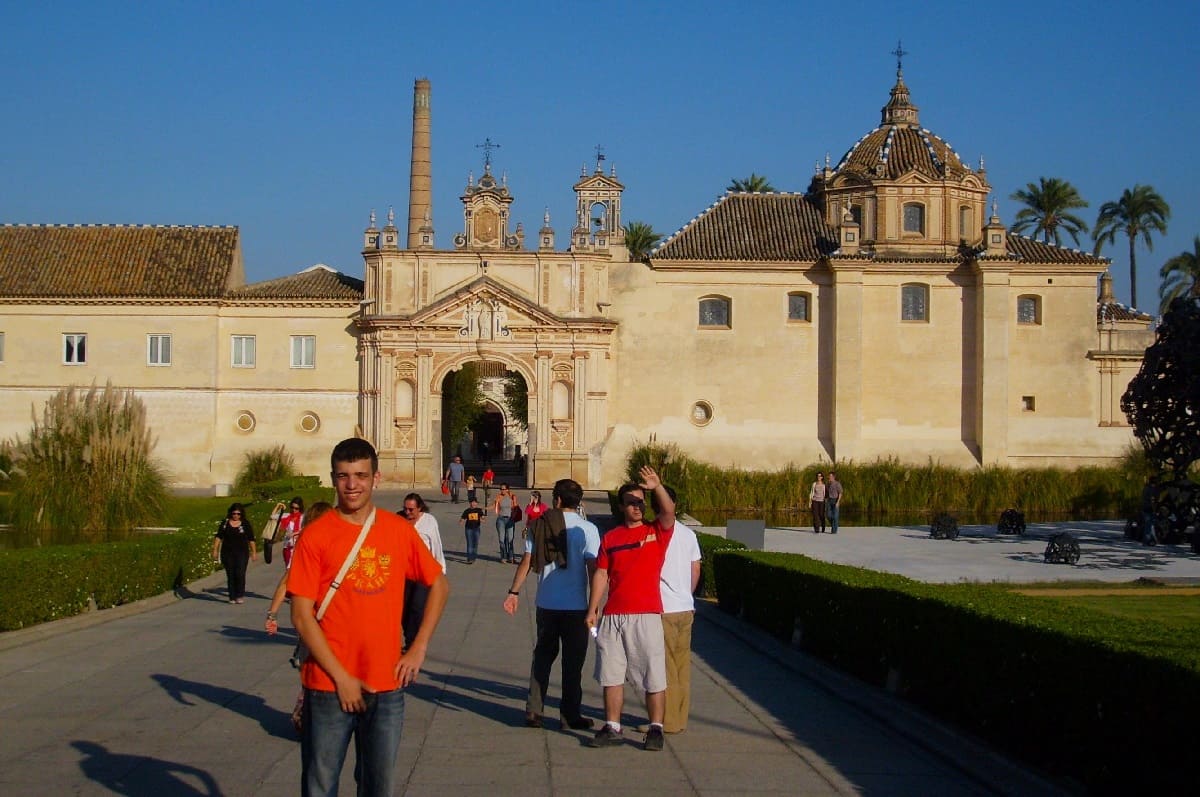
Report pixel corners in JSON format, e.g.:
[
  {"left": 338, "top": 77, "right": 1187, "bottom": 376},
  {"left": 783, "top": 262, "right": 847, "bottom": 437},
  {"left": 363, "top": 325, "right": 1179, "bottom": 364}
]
[
  {"left": 288, "top": 438, "right": 449, "bottom": 797},
  {"left": 465, "top": 475, "right": 478, "bottom": 503},
  {"left": 825, "top": 471, "right": 843, "bottom": 534},
  {"left": 1141, "top": 475, "right": 1159, "bottom": 546},
  {"left": 212, "top": 503, "right": 256, "bottom": 604},
  {"left": 280, "top": 497, "right": 306, "bottom": 567},
  {"left": 808, "top": 472, "right": 827, "bottom": 533},
  {"left": 494, "top": 484, "right": 518, "bottom": 563},
  {"left": 445, "top": 455, "right": 465, "bottom": 503},
  {"left": 401, "top": 493, "right": 447, "bottom": 650},
  {"left": 460, "top": 499, "right": 486, "bottom": 564},
  {"left": 523, "top": 490, "right": 549, "bottom": 540},
  {"left": 480, "top": 439, "right": 492, "bottom": 466},
  {"left": 482, "top": 467, "right": 495, "bottom": 503},
  {"left": 653, "top": 486, "right": 701, "bottom": 735},
  {"left": 586, "top": 466, "right": 675, "bottom": 752},
  {"left": 503, "top": 479, "right": 600, "bottom": 731}
]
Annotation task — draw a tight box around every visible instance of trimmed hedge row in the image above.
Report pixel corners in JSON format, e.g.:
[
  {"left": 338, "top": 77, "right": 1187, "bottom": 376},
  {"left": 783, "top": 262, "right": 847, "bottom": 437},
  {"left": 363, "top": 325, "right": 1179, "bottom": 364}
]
[
  {"left": 0, "top": 533, "right": 214, "bottom": 631},
  {"left": 712, "top": 550, "right": 1199, "bottom": 795},
  {"left": 694, "top": 531, "right": 745, "bottom": 598}
]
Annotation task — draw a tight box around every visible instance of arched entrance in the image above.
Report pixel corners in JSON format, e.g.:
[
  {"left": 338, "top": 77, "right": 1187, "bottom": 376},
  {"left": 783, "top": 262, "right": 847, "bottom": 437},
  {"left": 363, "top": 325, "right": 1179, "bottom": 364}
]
[{"left": 439, "top": 360, "right": 529, "bottom": 487}]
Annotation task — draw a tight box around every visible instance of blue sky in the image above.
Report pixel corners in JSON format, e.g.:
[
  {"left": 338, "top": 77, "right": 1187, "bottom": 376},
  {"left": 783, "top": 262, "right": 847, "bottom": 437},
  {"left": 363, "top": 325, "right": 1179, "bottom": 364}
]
[{"left": 2, "top": 1, "right": 1197, "bottom": 312}]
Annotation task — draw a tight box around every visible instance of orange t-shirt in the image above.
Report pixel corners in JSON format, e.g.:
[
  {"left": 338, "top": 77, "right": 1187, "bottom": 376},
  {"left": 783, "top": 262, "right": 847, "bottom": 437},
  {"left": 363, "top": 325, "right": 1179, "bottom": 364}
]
[{"left": 287, "top": 507, "right": 443, "bottom": 693}]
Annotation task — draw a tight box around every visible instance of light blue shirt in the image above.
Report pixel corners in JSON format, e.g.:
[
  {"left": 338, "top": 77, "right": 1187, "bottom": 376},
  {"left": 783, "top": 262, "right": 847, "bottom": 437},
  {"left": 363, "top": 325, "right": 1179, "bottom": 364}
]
[{"left": 525, "top": 510, "right": 600, "bottom": 611}]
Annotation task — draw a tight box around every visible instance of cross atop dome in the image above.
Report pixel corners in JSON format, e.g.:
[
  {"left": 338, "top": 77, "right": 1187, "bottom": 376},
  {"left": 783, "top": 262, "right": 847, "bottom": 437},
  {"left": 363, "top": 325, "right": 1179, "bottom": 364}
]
[{"left": 881, "top": 41, "right": 919, "bottom": 127}]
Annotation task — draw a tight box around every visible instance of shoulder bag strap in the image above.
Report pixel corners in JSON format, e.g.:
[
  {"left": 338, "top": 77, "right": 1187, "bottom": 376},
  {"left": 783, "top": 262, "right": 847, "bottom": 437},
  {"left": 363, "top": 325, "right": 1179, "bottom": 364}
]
[{"left": 315, "top": 508, "right": 376, "bottom": 622}]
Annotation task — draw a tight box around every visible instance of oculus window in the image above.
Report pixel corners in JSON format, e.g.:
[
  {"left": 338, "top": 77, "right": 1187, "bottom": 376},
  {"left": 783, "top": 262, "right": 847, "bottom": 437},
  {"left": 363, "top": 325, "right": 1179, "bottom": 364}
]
[
  {"left": 901, "top": 284, "right": 929, "bottom": 322},
  {"left": 699, "top": 296, "right": 731, "bottom": 328}
]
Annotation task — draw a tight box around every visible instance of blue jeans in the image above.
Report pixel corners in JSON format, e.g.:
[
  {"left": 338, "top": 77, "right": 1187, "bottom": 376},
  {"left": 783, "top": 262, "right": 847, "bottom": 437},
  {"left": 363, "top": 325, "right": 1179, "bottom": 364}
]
[
  {"left": 496, "top": 517, "right": 515, "bottom": 560},
  {"left": 826, "top": 499, "right": 839, "bottom": 534},
  {"left": 301, "top": 688, "right": 405, "bottom": 797},
  {"left": 464, "top": 525, "right": 480, "bottom": 561}
]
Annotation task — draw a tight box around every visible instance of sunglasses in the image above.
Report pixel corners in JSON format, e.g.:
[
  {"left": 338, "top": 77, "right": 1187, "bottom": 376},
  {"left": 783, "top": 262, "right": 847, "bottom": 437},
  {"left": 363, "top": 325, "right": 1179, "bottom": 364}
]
[{"left": 623, "top": 498, "right": 645, "bottom": 509}]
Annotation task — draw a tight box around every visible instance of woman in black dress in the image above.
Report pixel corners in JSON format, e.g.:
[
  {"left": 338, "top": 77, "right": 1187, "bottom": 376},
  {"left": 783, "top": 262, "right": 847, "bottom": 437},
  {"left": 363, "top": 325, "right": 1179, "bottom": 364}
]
[{"left": 211, "top": 503, "right": 257, "bottom": 603}]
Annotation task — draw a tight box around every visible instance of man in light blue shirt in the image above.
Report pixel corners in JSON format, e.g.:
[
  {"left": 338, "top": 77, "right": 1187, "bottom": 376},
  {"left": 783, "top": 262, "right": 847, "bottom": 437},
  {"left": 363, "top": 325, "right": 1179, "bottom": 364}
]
[{"left": 503, "top": 478, "right": 600, "bottom": 730}]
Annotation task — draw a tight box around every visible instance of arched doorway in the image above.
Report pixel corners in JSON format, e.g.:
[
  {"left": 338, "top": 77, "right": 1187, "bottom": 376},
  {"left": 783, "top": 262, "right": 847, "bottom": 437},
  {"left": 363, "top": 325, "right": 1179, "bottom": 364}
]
[{"left": 440, "top": 360, "right": 529, "bottom": 486}]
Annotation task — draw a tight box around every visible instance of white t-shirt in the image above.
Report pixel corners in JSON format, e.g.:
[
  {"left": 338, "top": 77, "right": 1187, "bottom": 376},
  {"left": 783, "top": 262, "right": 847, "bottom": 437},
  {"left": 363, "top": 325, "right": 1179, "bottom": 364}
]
[
  {"left": 413, "top": 512, "right": 447, "bottom": 573},
  {"left": 659, "top": 521, "right": 701, "bottom": 613}
]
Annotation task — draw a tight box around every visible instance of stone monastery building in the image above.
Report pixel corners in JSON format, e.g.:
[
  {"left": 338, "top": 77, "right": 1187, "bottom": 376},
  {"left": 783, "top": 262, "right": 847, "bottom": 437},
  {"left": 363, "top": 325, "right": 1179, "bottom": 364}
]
[{"left": 0, "top": 69, "right": 1153, "bottom": 489}]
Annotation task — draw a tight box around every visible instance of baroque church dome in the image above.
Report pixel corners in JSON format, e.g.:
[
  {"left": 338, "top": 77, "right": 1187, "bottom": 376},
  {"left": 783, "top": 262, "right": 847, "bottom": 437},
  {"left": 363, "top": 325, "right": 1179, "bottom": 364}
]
[{"left": 832, "top": 70, "right": 972, "bottom": 182}]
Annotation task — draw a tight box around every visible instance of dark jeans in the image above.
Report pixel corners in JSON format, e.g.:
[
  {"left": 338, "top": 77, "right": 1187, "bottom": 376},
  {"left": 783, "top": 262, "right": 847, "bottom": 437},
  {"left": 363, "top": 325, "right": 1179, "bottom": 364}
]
[
  {"left": 449, "top": 480, "right": 462, "bottom": 503},
  {"left": 402, "top": 580, "right": 429, "bottom": 649},
  {"left": 811, "top": 500, "right": 826, "bottom": 533},
  {"left": 826, "top": 499, "right": 840, "bottom": 534},
  {"left": 221, "top": 549, "right": 249, "bottom": 600},
  {"left": 528, "top": 607, "right": 589, "bottom": 721},
  {"left": 301, "top": 688, "right": 404, "bottom": 797},
  {"left": 464, "top": 525, "right": 480, "bottom": 561},
  {"left": 496, "top": 517, "right": 515, "bottom": 560}
]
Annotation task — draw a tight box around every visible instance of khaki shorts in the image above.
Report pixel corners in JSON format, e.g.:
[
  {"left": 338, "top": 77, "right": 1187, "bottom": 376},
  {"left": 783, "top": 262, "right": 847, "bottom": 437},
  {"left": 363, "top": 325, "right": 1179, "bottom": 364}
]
[{"left": 594, "top": 613, "right": 667, "bottom": 693}]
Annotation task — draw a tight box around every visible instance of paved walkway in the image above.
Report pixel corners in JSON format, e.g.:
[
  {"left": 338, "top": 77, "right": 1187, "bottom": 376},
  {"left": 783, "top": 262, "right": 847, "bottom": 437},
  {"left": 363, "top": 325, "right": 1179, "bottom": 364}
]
[{"left": 0, "top": 495, "right": 1069, "bottom": 796}]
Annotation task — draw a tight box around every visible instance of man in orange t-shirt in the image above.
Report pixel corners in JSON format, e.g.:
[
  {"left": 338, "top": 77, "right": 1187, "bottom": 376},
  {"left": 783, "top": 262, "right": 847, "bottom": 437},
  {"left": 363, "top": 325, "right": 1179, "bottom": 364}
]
[{"left": 289, "top": 438, "right": 449, "bottom": 797}]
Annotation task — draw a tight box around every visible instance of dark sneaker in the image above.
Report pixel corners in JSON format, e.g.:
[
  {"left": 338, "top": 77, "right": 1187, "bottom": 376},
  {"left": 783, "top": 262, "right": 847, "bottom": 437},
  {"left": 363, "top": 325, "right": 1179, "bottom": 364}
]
[
  {"left": 563, "top": 716, "right": 595, "bottom": 730},
  {"left": 524, "top": 713, "right": 543, "bottom": 728},
  {"left": 644, "top": 726, "right": 664, "bottom": 751},
  {"left": 588, "top": 725, "right": 622, "bottom": 747}
]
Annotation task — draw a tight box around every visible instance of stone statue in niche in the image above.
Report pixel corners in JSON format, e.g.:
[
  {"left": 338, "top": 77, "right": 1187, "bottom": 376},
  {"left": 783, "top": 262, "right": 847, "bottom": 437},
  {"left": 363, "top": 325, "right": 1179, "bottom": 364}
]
[{"left": 458, "top": 298, "right": 511, "bottom": 340}]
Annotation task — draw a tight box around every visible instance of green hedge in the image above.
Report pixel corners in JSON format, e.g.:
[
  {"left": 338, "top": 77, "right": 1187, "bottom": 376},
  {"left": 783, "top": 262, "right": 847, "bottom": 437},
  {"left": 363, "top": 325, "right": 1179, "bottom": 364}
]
[
  {"left": 712, "top": 550, "right": 1199, "bottom": 794},
  {"left": 0, "top": 532, "right": 214, "bottom": 631},
  {"left": 695, "top": 531, "right": 745, "bottom": 598},
  {"left": 242, "top": 475, "right": 322, "bottom": 502}
]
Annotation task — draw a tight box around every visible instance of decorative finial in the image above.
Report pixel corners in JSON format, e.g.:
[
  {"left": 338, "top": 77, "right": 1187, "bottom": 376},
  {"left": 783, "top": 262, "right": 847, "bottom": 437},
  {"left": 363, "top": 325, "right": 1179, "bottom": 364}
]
[
  {"left": 387, "top": 206, "right": 395, "bottom": 225},
  {"left": 369, "top": 209, "right": 376, "bottom": 227},
  {"left": 468, "top": 171, "right": 474, "bottom": 187},
  {"left": 991, "top": 198, "right": 998, "bottom": 217},
  {"left": 979, "top": 154, "right": 986, "bottom": 171},
  {"left": 543, "top": 207, "right": 550, "bottom": 225},
  {"left": 581, "top": 163, "right": 587, "bottom": 177},
  {"left": 424, "top": 209, "right": 431, "bottom": 223},
  {"left": 476, "top": 137, "right": 500, "bottom": 170},
  {"left": 610, "top": 164, "right": 616, "bottom": 177},
  {"left": 825, "top": 152, "right": 831, "bottom": 169},
  {"left": 501, "top": 171, "right": 507, "bottom": 187},
  {"left": 891, "top": 40, "right": 908, "bottom": 76}
]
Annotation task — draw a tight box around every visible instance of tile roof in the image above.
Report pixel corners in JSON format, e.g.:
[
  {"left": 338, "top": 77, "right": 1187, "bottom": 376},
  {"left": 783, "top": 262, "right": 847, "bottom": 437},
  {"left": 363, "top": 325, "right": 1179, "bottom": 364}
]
[
  {"left": 230, "top": 264, "right": 363, "bottom": 301},
  {"left": 835, "top": 125, "right": 970, "bottom": 182},
  {"left": 653, "top": 193, "right": 838, "bottom": 262},
  {"left": 1004, "top": 234, "right": 1106, "bottom": 264},
  {"left": 1097, "top": 302, "right": 1152, "bottom": 323},
  {"left": 0, "top": 224, "right": 240, "bottom": 298}
]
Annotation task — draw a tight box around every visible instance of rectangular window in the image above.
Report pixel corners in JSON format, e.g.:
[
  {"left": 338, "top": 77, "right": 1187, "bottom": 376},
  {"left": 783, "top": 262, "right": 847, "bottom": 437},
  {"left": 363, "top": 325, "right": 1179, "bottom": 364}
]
[
  {"left": 290, "top": 335, "right": 316, "bottom": 368},
  {"left": 901, "top": 285, "right": 928, "bottom": 322},
  {"left": 1022, "top": 396, "right": 1036, "bottom": 412},
  {"left": 1017, "top": 296, "right": 1041, "bottom": 325},
  {"left": 788, "top": 293, "right": 811, "bottom": 322},
  {"left": 63, "top": 333, "right": 87, "bottom": 364},
  {"left": 699, "top": 297, "right": 731, "bottom": 328},
  {"left": 232, "top": 335, "right": 256, "bottom": 368},
  {"left": 147, "top": 334, "right": 172, "bottom": 366}
]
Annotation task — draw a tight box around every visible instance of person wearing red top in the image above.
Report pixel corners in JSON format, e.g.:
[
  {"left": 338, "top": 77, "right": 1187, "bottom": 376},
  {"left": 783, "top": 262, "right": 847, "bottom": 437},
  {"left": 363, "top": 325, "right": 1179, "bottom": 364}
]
[
  {"left": 523, "top": 490, "right": 548, "bottom": 542},
  {"left": 585, "top": 466, "right": 675, "bottom": 752},
  {"left": 288, "top": 438, "right": 449, "bottom": 797}
]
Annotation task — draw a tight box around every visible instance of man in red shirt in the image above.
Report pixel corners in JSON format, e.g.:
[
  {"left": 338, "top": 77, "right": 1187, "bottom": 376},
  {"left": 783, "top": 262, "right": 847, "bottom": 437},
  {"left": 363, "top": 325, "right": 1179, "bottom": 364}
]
[
  {"left": 585, "top": 465, "right": 675, "bottom": 751},
  {"left": 289, "top": 438, "right": 449, "bottom": 796}
]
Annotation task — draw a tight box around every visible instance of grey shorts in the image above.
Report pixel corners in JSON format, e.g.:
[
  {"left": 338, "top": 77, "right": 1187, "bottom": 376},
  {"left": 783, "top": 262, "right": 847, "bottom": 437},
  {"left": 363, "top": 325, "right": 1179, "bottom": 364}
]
[{"left": 593, "top": 613, "right": 667, "bottom": 693}]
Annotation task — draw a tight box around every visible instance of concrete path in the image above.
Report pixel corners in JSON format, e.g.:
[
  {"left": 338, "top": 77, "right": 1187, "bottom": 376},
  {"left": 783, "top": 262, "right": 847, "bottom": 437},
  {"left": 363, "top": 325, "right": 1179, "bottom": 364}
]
[{"left": 0, "top": 495, "right": 1067, "bottom": 796}]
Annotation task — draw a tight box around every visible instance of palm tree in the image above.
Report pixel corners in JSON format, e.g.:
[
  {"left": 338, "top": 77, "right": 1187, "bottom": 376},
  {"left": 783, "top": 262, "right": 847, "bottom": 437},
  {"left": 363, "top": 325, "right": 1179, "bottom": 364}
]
[
  {"left": 1009, "top": 177, "right": 1090, "bottom": 247},
  {"left": 728, "top": 173, "right": 775, "bottom": 192},
  {"left": 1093, "top": 184, "right": 1171, "bottom": 310},
  {"left": 1159, "top": 235, "right": 1200, "bottom": 313},
  {"left": 623, "top": 221, "right": 662, "bottom": 262}
]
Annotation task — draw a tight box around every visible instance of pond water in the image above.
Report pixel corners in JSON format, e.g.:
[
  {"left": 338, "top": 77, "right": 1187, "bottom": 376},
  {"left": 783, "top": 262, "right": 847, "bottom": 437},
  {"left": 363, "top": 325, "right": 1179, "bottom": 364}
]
[
  {"left": 691, "top": 508, "right": 1118, "bottom": 528},
  {"left": 0, "top": 526, "right": 177, "bottom": 551}
]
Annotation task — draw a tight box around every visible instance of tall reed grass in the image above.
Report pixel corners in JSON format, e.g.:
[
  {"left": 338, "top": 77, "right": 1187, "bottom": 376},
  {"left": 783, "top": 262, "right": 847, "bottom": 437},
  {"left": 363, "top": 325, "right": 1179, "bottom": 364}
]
[
  {"left": 627, "top": 443, "right": 1149, "bottom": 521},
  {"left": 233, "top": 445, "right": 297, "bottom": 494},
  {"left": 4, "top": 382, "right": 170, "bottom": 534}
]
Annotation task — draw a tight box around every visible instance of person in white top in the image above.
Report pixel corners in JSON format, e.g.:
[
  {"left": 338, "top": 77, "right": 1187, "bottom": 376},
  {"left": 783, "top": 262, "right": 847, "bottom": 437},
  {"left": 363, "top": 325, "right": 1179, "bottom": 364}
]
[
  {"left": 654, "top": 486, "right": 701, "bottom": 734},
  {"left": 401, "top": 493, "right": 446, "bottom": 649}
]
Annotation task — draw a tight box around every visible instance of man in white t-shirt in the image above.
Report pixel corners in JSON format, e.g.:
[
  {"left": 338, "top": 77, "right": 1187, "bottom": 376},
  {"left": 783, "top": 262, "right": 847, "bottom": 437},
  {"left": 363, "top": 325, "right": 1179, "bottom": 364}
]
[{"left": 654, "top": 486, "right": 701, "bottom": 734}]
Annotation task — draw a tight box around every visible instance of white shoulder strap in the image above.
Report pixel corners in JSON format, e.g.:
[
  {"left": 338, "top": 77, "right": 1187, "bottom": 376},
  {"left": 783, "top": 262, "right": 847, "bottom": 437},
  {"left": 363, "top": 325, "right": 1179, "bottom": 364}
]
[{"left": 316, "top": 508, "right": 376, "bottom": 622}]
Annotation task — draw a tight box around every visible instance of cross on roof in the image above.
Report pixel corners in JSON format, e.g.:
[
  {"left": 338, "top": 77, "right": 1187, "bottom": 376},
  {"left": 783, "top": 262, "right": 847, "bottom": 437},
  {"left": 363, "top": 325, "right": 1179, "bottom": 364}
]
[
  {"left": 476, "top": 137, "right": 501, "bottom": 169},
  {"left": 891, "top": 40, "right": 908, "bottom": 74},
  {"left": 594, "top": 144, "right": 606, "bottom": 171}
]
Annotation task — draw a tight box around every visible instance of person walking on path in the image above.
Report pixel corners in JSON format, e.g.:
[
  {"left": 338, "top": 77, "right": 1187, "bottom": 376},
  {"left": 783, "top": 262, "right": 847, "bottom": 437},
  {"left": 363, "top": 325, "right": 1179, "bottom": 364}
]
[
  {"left": 460, "top": 499, "right": 486, "bottom": 564},
  {"left": 651, "top": 486, "right": 701, "bottom": 735},
  {"left": 212, "top": 503, "right": 256, "bottom": 604},
  {"left": 809, "top": 472, "right": 827, "bottom": 533},
  {"left": 1141, "top": 475, "right": 1160, "bottom": 546},
  {"left": 288, "top": 438, "right": 449, "bottom": 797},
  {"left": 585, "top": 466, "right": 675, "bottom": 752},
  {"left": 482, "top": 467, "right": 495, "bottom": 504},
  {"left": 825, "top": 471, "right": 844, "bottom": 534},
  {"left": 523, "top": 490, "right": 549, "bottom": 542},
  {"left": 280, "top": 497, "right": 306, "bottom": 567},
  {"left": 444, "top": 455, "right": 466, "bottom": 504},
  {"left": 493, "top": 484, "right": 518, "bottom": 563},
  {"left": 503, "top": 479, "right": 600, "bottom": 731},
  {"left": 401, "top": 493, "right": 446, "bottom": 650}
]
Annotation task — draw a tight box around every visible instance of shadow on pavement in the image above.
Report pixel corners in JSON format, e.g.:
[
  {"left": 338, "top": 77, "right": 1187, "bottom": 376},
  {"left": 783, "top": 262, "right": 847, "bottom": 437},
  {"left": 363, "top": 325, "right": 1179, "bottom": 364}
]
[
  {"left": 410, "top": 669, "right": 529, "bottom": 724},
  {"left": 72, "top": 740, "right": 223, "bottom": 796},
  {"left": 151, "top": 673, "right": 294, "bottom": 740}
]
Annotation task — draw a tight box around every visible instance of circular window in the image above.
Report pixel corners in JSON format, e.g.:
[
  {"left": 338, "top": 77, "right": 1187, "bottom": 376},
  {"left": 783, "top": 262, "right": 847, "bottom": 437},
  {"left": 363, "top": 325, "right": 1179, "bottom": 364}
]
[
  {"left": 690, "top": 400, "right": 714, "bottom": 427},
  {"left": 234, "top": 411, "right": 256, "bottom": 433},
  {"left": 299, "top": 411, "right": 321, "bottom": 434}
]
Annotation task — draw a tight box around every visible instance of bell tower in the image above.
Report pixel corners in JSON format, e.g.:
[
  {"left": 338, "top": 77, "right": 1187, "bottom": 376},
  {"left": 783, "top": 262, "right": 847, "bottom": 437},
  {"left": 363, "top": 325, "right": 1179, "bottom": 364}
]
[
  {"left": 453, "top": 139, "right": 522, "bottom": 250},
  {"left": 572, "top": 149, "right": 624, "bottom": 252}
]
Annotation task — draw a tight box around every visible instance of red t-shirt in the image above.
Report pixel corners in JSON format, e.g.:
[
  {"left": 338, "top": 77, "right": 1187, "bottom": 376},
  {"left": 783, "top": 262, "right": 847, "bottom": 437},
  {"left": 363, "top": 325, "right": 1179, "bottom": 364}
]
[
  {"left": 596, "top": 520, "right": 674, "bottom": 616},
  {"left": 525, "top": 501, "right": 548, "bottom": 525},
  {"left": 288, "top": 508, "right": 442, "bottom": 693}
]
